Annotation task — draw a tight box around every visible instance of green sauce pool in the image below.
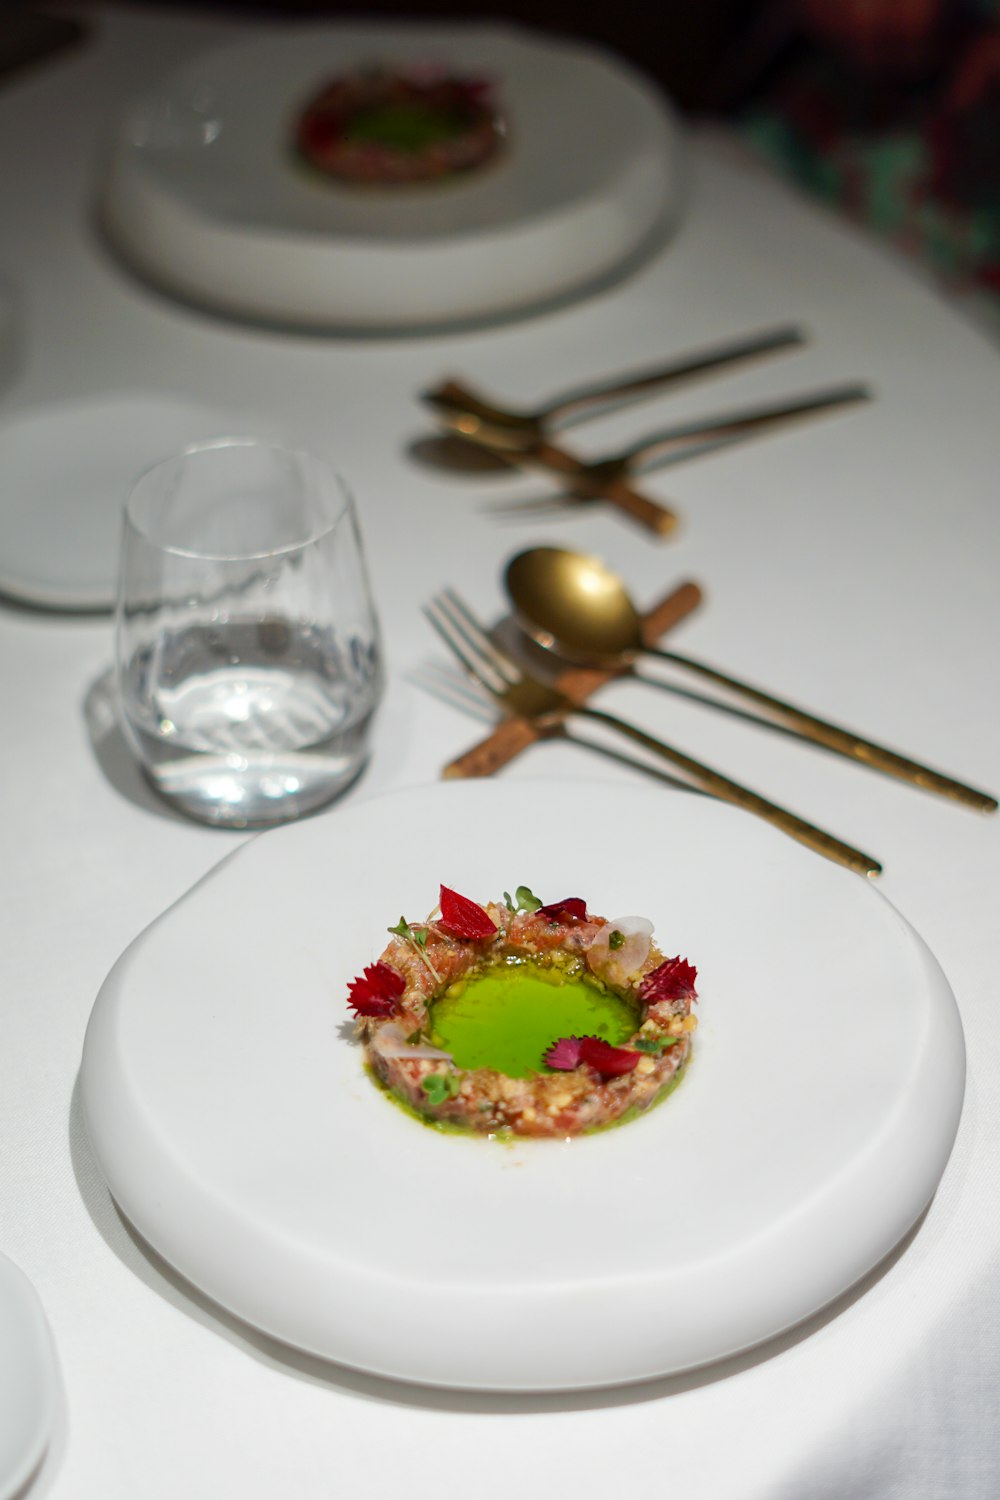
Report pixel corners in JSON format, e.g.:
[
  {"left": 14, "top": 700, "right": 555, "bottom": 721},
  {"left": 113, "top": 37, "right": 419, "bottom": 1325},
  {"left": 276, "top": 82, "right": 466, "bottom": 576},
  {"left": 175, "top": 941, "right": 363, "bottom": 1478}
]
[{"left": 428, "top": 958, "right": 636, "bottom": 1079}]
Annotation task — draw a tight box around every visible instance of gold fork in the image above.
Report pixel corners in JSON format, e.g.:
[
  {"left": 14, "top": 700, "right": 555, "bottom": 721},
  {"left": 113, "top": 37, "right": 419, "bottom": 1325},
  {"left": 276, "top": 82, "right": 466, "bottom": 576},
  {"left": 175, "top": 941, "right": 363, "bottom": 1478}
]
[
  {"left": 422, "top": 323, "right": 808, "bottom": 452},
  {"left": 425, "top": 589, "right": 882, "bottom": 878},
  {"left": 481, "top": 383, "right": 871, "bottom": 515}
]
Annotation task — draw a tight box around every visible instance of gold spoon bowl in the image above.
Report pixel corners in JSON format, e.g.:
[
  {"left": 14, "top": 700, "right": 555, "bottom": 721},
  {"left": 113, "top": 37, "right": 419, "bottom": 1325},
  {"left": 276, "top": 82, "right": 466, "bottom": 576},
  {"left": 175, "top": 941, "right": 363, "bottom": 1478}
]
[{"left": 504, "top": 547, "right": 997, "bottom": 813}]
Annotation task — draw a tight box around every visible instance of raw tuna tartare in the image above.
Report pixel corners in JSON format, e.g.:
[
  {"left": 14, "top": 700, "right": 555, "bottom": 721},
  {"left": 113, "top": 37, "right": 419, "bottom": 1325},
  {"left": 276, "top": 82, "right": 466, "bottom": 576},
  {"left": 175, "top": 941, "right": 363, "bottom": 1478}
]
[
  {"left": 347, "top": 885, "right": 698, "bottom": 1138},
  {"left": 294, "top": 66, "right": 506, "bottom": 186}
]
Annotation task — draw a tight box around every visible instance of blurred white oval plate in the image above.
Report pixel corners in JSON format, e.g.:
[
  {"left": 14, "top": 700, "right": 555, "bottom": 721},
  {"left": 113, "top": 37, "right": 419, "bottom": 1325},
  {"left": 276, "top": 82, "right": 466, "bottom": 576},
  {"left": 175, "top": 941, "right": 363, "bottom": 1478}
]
[
  {"left": 0, "top": 395, "right": 247, "bottom": 612},
  {"left": 80, "top": 780, "right": 964, "bottom": 1391},
  {"left": 0, "top": 1253, "right": 57, "bottom": 1499},
  {"left": 100, "top": 22, "right": 684, "bottom": 331}
]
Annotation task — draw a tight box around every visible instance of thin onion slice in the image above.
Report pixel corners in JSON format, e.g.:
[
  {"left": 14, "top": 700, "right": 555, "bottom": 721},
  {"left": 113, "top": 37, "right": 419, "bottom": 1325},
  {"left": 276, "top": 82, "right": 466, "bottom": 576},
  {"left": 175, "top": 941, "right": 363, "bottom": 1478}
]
[
  {"left": 586, "top": 916, "right": 653, "bottom": 987},
  {"left": 369, "top": 1022, "right": 453, "bottom": 1063}
]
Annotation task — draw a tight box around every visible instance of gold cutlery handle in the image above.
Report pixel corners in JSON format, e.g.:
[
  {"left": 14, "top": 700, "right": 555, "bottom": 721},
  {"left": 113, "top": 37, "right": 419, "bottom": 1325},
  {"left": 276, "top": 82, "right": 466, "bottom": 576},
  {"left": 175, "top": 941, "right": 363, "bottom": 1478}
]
[
  {"left": 619, "top": 383, "right": 872, "bottom": 470},
  {"left": 576, "top": 704, "right": 882, "bottom": 876},
  {"left": 524, "top": 441, "right": 678, "bottom": 536},
  {"left": 424, "top": 325, "right": 807, "bottom": 449},
  {"left": 443, "top": 717, "right": 539, "bottom": 779},
  {"left": 502, "top": 385, "right": 871, "bottom": 520},
  {"left": 602, "top": 478, "right": 679, "bottom": 536},
  {"left": 542, "top": 324, "right": 807, "bottom": 425},
  {"left": 651, "top": 649, "right": 997, "bottom": 811}
]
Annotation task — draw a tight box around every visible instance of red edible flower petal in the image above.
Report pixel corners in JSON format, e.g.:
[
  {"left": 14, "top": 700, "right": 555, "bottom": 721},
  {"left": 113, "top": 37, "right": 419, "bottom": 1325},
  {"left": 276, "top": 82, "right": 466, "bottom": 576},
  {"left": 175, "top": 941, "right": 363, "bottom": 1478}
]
[
  {"left": 347, "top": 961, "right": 405, "bottom": 1018},
  {"left": 544, "top": 1035, "right": 641, "bottom": 1077},
  {"left": 579, "top": 1036, "right": 642, "bottom": 1077},
  {"left": 437, "top": 885, "right": 498, "bottom": 941},
  {"left": 536, "top": 897, "right": 589, "bottom": 923},
  {"left": 639, "top": 956, "right": 698, "bottom": 1005},
  {"left": 543, "top": 1035, "right": 584, "bottom": 1070}
]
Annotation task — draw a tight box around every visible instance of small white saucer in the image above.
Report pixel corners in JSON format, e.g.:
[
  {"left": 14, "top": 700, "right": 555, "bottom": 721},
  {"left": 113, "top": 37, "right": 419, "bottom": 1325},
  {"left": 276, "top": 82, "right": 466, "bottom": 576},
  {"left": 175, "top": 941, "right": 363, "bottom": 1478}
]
[
  {"left": 0, "top": 395, "right": 246, "bottom": 612},
  {"left": 0, "top": 1252, "right": 57, "bottom": 1499}
]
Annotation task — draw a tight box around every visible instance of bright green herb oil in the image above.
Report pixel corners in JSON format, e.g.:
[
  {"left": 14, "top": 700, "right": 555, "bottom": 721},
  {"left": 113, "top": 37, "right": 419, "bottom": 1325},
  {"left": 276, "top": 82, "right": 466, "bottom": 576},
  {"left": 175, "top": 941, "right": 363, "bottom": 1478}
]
[
  {"left": 428, "top": 958, "right": 636, "bottom": 1079},
  {"left": 346, "top": 104, "right": 466, "bottom": 152}
]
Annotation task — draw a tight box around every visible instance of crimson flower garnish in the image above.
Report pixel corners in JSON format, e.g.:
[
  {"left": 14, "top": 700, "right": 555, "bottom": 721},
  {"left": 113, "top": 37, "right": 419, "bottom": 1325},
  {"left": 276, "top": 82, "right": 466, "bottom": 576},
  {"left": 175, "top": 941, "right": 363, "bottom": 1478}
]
[
  {"left": 579, "top": 1037, "right": 641, "bottom": 1076},
  {"left": 544, "top": 1035, "right": 640, "bottom": 1077},
  {"left": 437, "top": 885, "right": 498, "bottom": 941},
  {"left": 639, "top": 956, "right": 698, "bottom": 1005},
  {"left": 543, "top": 1035, "right": 583, "bottom": 1070},
  {"left": 347, "top": 961, "right": 405, "bottom": 1017},
  {"left": 537, "top": 897, "right": 588, "bottom": 923}
]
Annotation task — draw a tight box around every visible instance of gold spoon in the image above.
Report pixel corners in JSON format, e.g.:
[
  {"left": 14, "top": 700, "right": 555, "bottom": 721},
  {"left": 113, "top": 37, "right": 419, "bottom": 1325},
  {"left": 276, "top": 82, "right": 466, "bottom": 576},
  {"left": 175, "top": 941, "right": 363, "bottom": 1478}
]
[
  {"left": 422, "top": 323, "right": 806, "bottom": 452},
  {"left": 504, "top": 547, "right": 998, "bottom": 813}
]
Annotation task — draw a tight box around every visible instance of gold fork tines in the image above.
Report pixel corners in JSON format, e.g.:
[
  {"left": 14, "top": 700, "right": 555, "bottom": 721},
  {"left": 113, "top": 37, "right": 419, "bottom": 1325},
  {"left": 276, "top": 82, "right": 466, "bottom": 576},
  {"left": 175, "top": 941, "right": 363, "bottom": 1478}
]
[{"left": 425, "top": 590, "right": 883, "bottom": 878}]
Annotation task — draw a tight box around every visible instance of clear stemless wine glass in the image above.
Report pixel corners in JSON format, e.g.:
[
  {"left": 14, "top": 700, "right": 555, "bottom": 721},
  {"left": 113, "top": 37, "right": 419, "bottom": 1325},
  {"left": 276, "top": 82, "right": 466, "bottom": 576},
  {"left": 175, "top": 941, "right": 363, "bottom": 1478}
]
[{"left": 115, "top": 438, "right": 384, "bottom": 828}]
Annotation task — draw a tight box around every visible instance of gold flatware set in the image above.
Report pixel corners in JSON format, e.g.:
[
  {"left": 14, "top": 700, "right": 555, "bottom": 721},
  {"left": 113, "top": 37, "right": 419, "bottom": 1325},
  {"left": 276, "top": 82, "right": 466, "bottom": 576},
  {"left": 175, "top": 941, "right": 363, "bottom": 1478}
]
[
  {"left": 424, "top": 323, "right": 808, "bottom": 450},
  {"left": 440, "top": 578, "right": 704, "bottom": 780},
  {"left": 422, "top": 324, "right": 871, "bottom": 535},
  {"left": 419, "top": 327, "right": 997, "bottom": 871},
  {"left": 426, "top": 586, "right": 885, "bottom": 876},
  {"left": 504, "top": 548, "right": 997, "bottom": 814},
  {"left": 479, "top": 382, "right": 871, "bottom": 531}
]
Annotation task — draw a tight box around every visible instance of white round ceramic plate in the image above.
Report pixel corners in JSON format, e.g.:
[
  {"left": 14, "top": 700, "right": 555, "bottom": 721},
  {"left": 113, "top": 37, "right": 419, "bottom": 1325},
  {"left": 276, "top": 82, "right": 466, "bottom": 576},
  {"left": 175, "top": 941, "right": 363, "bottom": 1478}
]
[
  {"left": 0, "top": 395, "right": 251, "bottom": 611},
  {"left": 81, "top": 780, "right": 964, "bottom": 1391},
  {"left": 0, "top": 1252, "right": 56, "bottom": 1499},
  {"left": 100, "top": 23, "right": 683, "bottom": 331}
]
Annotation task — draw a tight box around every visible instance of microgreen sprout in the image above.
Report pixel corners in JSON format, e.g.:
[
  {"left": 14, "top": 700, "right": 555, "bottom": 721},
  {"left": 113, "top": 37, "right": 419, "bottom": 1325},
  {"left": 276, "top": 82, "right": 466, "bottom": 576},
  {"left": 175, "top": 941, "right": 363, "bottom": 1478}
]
[
  {"left": 632, "top": 1035, "right": 680, "bottom": 1055},
  {"left": 388, "top": 915, "right": 442, "bottom": 984},
  {"left": 504, "top": 885, "right": 542, "bottom": 914},
  {"left": 389, "top": 916, "right": 428, "bottom": 948},
  {"left": 422, "top": 1072, "right": 460, "bottom": 1106}
]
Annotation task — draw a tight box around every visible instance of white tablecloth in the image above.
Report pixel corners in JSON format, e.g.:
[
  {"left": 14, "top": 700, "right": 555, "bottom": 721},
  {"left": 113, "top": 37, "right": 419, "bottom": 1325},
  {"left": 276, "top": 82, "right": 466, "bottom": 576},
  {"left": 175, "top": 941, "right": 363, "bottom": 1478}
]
[{"left": 1, "top": 7, "right": 998, "bottom": 1498}]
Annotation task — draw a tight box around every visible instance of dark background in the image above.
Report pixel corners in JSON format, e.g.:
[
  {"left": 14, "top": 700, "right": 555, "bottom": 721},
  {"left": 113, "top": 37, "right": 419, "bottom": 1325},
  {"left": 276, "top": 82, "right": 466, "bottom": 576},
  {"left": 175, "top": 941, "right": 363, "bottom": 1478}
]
[{"left": 64, "top": 0, "right": 761, "bottom": 112}]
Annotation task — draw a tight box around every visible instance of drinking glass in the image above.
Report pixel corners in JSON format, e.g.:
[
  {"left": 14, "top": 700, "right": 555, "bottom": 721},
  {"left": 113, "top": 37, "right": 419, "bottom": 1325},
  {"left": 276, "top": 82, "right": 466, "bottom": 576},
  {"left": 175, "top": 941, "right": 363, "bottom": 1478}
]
[{"left": 115, "top": 439, "right": 384, "bottom": 828}]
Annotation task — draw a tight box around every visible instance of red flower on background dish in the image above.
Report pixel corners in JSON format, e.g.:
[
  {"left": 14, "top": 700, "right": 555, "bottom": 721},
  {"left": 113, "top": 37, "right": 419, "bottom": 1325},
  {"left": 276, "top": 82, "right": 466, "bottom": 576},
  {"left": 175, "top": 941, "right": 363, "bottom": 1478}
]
[{"left": 294, "top": 67, "right": 506, "bottom": 186}]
